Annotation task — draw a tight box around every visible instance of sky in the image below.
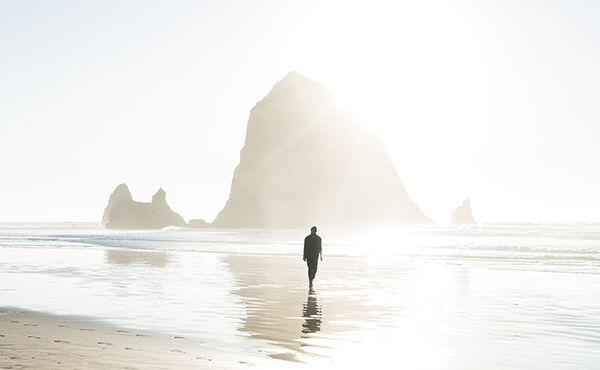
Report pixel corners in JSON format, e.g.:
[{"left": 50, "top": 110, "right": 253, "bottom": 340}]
[{"left": 1, "top": 0, "right": 599, "bottom": 223}]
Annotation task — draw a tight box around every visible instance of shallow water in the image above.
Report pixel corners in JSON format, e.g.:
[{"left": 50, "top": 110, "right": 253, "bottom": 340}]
[{"left": 1, "top": 223, "right": 599, "bottom": 368}]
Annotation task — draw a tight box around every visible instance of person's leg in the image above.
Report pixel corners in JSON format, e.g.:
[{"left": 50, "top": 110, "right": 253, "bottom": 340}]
[
  {"left": 307, "top": 261, "right": 314, "bottom": 285},
  {"left": 308, "top": 259, "right": 318, "bottom": 286}
]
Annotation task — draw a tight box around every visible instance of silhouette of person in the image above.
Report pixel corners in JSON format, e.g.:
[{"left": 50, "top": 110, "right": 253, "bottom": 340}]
[
  {"left": 303, "top": 226, "right": 322, "bottom": 288},
  {"left": 301, "top": 289, "right": 322, "bottom": 334}
]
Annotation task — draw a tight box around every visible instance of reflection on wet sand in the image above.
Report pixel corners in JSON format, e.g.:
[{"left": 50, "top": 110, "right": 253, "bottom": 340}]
[
  {"left": 104, "top": 249, "right": 169, "bottom": 267},
  {"left": 301, "top": 289, "right": 321, "bottom": 335},
  {"left": 224, "top": 255, "right": 386, "bottom": 362}
]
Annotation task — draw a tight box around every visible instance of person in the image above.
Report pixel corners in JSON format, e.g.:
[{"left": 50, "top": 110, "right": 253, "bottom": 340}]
[{"left": 303, "top": 226, "right": 322, "bottom": 288}]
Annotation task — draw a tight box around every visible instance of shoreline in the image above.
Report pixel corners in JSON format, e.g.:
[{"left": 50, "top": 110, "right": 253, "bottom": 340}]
[{"left": 0, "top": 307, "right": 286, "bottom": 369}]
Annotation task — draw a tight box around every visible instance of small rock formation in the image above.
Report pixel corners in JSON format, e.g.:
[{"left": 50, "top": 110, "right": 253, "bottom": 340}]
[
  {"left": 188, "top": 218, "right": 209, "bottom": 228},
  {"left": 213, "top": 71, "right": 431, "bottom": 228},
  {"left": 451, "top": 199, "right": 476, "bottom": 225},
  {"left": 102, "top": 183, "right": 132, "bottom": 226},
  {"left": 102, "top": 184, "right": 186, "bottom": 229}
]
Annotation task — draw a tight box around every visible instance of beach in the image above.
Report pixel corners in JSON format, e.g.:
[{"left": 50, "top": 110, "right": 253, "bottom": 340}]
[
  {"left": 1, "top": 223, "right": 600, "bottom": 369},
  {"left": 0, "top": 309, "right": 276, "bottom": 369}
]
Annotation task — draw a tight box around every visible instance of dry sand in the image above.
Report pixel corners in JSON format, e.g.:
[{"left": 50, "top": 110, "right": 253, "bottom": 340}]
[{"left": 0, "top": 310, "right": 285, "bottom": 370}]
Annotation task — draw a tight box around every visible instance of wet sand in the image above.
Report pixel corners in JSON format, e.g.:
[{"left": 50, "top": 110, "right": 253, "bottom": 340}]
[
  {"left": 224, "top": 255, "right": 401, "bottom": 365},
  {"left": 2, "top": 223, "right": 600, "bottom": 369},
  {"left": 0, "top": 310, "right": 286, "bottom": 370}
]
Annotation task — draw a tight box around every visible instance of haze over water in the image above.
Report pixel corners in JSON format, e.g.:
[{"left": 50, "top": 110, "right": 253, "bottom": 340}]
[{"left": 1, "top": 223, "right": 598, "bottom": 369}]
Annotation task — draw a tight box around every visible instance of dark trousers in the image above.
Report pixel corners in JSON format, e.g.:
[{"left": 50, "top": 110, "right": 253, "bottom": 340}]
[{"left": 307, "top": 258, "right": 318, "bottom": 282}]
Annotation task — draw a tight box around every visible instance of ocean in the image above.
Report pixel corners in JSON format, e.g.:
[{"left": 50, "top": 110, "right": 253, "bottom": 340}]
[{"left": 1, "top": 222, "right": 599, "bottom": 369}]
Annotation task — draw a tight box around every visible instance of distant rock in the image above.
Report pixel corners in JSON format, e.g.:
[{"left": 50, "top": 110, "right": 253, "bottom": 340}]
[
  {"left": 102, "top": 183, "right": 132, "bottom": 226},
  {"left": 102, "top": 184, "right": 186, "bottom": 229},
  {"left": 188, "top": 218, "right": 209, "bottom": 228},
  {"left": 451, "top": 199, "right": 476, "bottom": 224},
  {"left": 213, "top": 71, "right": 431, "bottom": 228}
]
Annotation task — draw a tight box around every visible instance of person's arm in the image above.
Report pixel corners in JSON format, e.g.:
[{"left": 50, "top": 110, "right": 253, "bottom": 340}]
[
  {"left": 319, "top": 238, "right": 323, "bottom": 261},
  {"left": 303, "top": 237, "right": 307, "bottom": 261}
]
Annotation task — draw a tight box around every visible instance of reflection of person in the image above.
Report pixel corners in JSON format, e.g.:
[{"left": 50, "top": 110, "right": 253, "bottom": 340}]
[
  {"left": 303, "top": 226, "right": 322, "bottom": 288},
  {"left": 301, "top": 291, "right": 322, "bottom": 334}
]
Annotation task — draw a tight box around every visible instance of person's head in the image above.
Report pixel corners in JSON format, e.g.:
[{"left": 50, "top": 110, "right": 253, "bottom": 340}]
[{"left": 310, "top": 226, "right": 317, "bottom": 235}]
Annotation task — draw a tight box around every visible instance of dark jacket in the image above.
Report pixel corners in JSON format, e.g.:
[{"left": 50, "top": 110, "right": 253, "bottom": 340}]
[{"left": 303, "top": 234, "right": 322, "bottom": 261}]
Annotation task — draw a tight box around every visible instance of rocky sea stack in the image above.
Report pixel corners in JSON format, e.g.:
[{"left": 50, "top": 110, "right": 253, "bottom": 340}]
[
  {"left": 213, "top": 71, "right": 430, "bottom": 228},
  {"left": 102, "top": 184, "right": 186, "bottom": 229},
  {"left": 451, "top": 199, "right": 476, "bottom": 225}
]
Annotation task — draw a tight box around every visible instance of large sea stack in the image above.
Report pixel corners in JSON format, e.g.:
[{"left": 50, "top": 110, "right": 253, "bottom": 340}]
[
  {"left": 102, "top": 184, "right": 186, "bottom": 229},
  {"left": 213, "top": 71, "right": 430, "bottom": 228}
]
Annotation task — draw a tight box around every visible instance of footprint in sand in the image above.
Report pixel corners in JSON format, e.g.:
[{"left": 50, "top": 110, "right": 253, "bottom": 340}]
[
  {"left": 27, "top": 335, "right": 41, "bottom": 339},
  {"left": 24, "top": 324, "right": 38, "bottom": 327},
  {"left": 97, "top": 341, "right": 113, "bottom": 346},
  {"left": 0, "top": 334, "right": 4, "bottom": 337},
  {"left": 173, "top": 336, "right": 184, "bottom": 339},
  {"left": 170, "top": 349, "right": 186, "bottom": 354},
  {"left": 58, "top": 325, "right": 69, "bottom": 328},
  {"left": 116, "top": 330, "right": 128, "bottom": 333},
  {"left": 124, "top": 347, "right": 141, "bottom": 351},
  {"left": 54, "top": 340, "right": 69, "bottom": 344},
  {"left": 135, "top": 334, "right": 148, "bottom": 337},
  {"left": 11, "top": 320, "right": 19, "bottom": 323},
  {"left": 80, "top": 328, "right": 95, "bottom": 331},
  {"left": 196, "top": 357, "right": 213, "bottom": 362},
  {"left": 239, "top": 361, "right": 252, "bottom": 366}
]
